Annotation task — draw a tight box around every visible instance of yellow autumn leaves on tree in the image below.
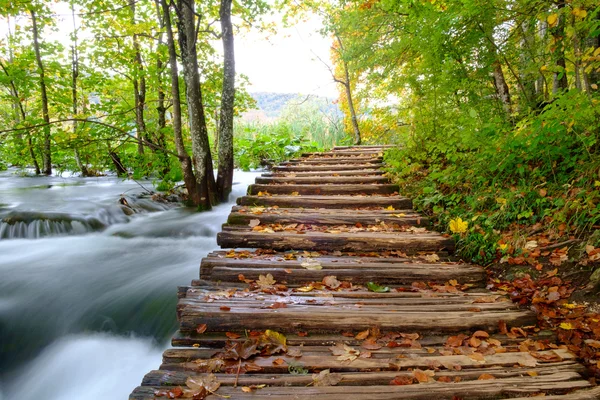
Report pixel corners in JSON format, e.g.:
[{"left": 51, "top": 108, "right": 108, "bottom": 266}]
[{"left": 449, "top": 217, "right": 468, "bottom": 234}]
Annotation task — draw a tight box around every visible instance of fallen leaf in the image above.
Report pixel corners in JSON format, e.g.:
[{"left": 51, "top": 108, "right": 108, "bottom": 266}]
[
  {"left": 225, "top": 332, "right": 241, "bottom": 339},
  {"left": 367, "top": 282, "right": 390, "bottom": 292},
  {"left": 355, "top": 329, "right": 370, "bottom": 340},
  {"left": 413, "top": 369, "right": 435, "bottom": 383},
  {"left": 257, "top": 273, "right": 276, "bottom": 288},
  {"left": 323, "top": 275, "right": 341, "bottom": 289},
  {"left": 312, "top": 369, "right": 342, "bottom": 386},
  {"left": 248, "top": 219, "right": 261, "bottom": 227},
  {"left": 390, "top": 376, "right": 414, "bottom": 385},
  {"left": 196, "top": 324, "right": 208, "bottom": 334},
  {"left": 300, "top": 259, "right": 322, "bottom": 270},
  {"left": 478, "top": 373, "right": 496, "bottom": 380},
  {"left": 330, "top": 343, "right": 360, "bottom": 362}
]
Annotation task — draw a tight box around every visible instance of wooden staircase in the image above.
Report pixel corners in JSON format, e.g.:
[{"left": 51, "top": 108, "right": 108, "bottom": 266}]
[{"left": 130, "top": 145, "right": 598, "bottom": 399}]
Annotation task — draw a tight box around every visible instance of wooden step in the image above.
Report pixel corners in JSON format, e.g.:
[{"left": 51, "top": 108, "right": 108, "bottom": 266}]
[
  {"left": 176, "top": 286, "right": 535, "bottom": 334},
  {"left": 247, "top": 184, "right": 399, "bottom": 196},
  {"left": 333, "top": 144, "right": 397, "bottom": 150},
  {"left": 131, "top": 376, "right": 594, "bottom": 400},
  {"left": 217, "top": 230, "right": 454, "bottom": 253},
  {"left": 199, "top": 256, "right": 484, "bottom": 286},
  {"left": 273, "top": 164, "right": 382, "bottom": 172},
  {"left": 237, "top": 195, "right": 412, "bottom": 209},
  {"left": 170, "top": 328, "right": 557, "bottom": 347},
  {"left": 227, "top": 207, "right": 426, "bottom": 226},
  {"left": 303, "top": 151, "right": 383, "bottom": 157},
  {"left": 263, "top": 170, "right": 385, "bottom": 177},
  {"left": 255, "top": 176, "right": 390, "bottom": 184},
  {"left": 283, "top": 158, "right": 382, "bottom": 165}
]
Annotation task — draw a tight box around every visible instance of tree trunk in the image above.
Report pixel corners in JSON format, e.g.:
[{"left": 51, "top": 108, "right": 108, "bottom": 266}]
[
  {"left": 130, "top": 0, "right": 147, "bottom": 155},
  {"left": 552, "top": 0, "right": 569, "bottom": 93},
  {"left": 71, "top": 4, "right": 89, "bottom": 177},
  {"left": 161, "top": 0, "right": 201, "bottom": 206},
  {"left": 216, "top": 0, "right": 235, "bottom": 202},
  {"left": 30, "top": 10, "right": 51, "bottom": 175},
  {"left": 335, "top": 36, "right": 361, "bottom": 145},
  {"left": 492, "top": 60, "right": 512, "bottom": 116},
  {"left": 177, "top": 0, "right": 217, "bottom": 210},
  {"left": 109, "top": 150, "right": 128, "bottom": 176},
  {"left": 154, "top": 0, "right": 170, "bottom": 176}
]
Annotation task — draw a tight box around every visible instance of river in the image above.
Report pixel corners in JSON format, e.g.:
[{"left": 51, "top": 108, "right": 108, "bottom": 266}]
[{"left": 0, "top": 169, "right": 258, "bottom": 400}]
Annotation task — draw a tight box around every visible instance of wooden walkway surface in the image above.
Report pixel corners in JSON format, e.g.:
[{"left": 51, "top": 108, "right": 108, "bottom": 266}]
[{"left": 131, "top": 146, "right": 598, "bottom": 399}]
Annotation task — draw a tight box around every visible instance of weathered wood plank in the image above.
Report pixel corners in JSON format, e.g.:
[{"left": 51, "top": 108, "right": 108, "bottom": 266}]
[
  {"left": 237, "top": 195, "right": 413, "bottom": 209},
  {"left": 273, "top": 164, "right": 382, "bottom": 172},
  {"left": 302, "top": 151, "right": 384, "bottom": 157},
  {"left": 171, "top": 329, "right": 557, "bottom": 348},
  {"left": 226, "top": 209, "right": 427, "bottom": 227},
  {"left": 177, "top": 300, "right": 535, "bottom": 334},
  {"left": 142, "top": 363, "right": 584, "bottom": 387},
  {"left": 131, "top": 375, "right": 592, "bottom": 399},
  {"left": 282, "top": 158, "right": 382, "bottom": 165},
  {"left": 262, "top": 170, "right": 385, "bottom": 177},
  {"left": 333, "top": 145, "right": 396, "bottom": 149},
  {"left": 199, "top": 257, "right": 483, "bottom": 285},
  {"left": 217, "top": 230, "right": 454, "bottom": 253},
  {"left": 255, "top": 176, "right": 390, "bottom": 184},
  {"left": 247, "top": 183, "right": 399, "bottom": 196}
]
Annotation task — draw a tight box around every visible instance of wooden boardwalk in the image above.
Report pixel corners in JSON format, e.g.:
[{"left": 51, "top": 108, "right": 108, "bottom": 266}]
[{"left": 131, "top": 146, "right": 598, "bottom": 399}]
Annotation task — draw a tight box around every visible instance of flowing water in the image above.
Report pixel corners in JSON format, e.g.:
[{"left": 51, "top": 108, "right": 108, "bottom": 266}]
[{"left": 0, "top": 169, "right": 259, "bottom": 400}]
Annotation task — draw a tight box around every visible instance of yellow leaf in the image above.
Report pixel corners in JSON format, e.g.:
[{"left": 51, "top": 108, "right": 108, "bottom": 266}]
[
  {"left": 559, "top": 322, "right": 575, "bottom": 330},
  {"left": 547, "top": 13, "right": 558, "bottom": 27},
  {"left": 449, "top": 217, "right": 468, "bottom": 234},
  {"left": 572, "top": 7, "right": 587, "bottom": 18},
  {"left": 499, "top": 244, "right": 508, "bottom": 251},
  {"left": 386, "top": 205, "right": 395, "bottom": 210},
  {"left": 290, "top": 191, "right": 300, "bottom": 196}
]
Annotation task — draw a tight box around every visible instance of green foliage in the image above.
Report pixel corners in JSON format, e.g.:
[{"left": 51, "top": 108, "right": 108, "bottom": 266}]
[
  {"left": 233, "top": 121, "right": 322, "bottom": 170},
  {"left": 385, "top": 91, "right": 600, "bottom": 264}
]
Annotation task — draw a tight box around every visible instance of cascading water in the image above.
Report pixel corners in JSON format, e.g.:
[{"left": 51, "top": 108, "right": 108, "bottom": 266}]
[{"left": 0, "top": 169, "right": 259, "bottom": 400}]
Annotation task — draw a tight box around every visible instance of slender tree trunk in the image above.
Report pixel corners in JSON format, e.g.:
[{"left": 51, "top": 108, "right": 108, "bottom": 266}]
[
  {"left": 335, "top": 36, "right": 361, "bottom": 145},
  {"left": 177, "top": 0, "right": 217, "bottom": 210},
  {"left": 71, "top": 5, "right": 89, "bottom": 177},
  {"left": 154, "top": 0, "right": 170, "bottom": 176},
  {"left": 161, "top": 0, "right": 201, "bottom": 206},
  {"left": 552, "top": 0, "right": 569, "bottom": 93},
  {"left": 30, "top": 10, "right": 51, "bottom": 175},
  {"left": 130, "top": 0, "right": 147, "bottom": 155},
  {"left": 216, "top": 0, "right": 235, "bottom": 202},
  {"left": 492, "top": 60, "right": 512, "bottom": 116}
]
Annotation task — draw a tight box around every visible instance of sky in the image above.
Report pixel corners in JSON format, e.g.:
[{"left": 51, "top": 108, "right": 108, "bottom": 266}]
[
  {"left": 0, "top": 4, "right": 339, "bottom": 99},
  {"left": 234, "top": 18, "right": 339, "bottom": 98}
]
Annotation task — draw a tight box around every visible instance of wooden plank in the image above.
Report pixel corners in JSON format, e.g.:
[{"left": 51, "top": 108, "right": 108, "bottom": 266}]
[
  {"left": 302, "top": 151, "right": 384, "bottom": 157},
  {"left": 255, "top": 176, "right": 390, "bottom": 184},
  {"left": 217, "top": 230, "right": 455, "bottom": 253},
  {"left": 333, "top": 145, "right": 397, "bottom": 150},
  {"left": 199, "top": 261, "right": 483, "bottom": 286},
  {"left": 272, "top": 164, "right": 382, "bottom": 172},
  {"left": 247, "top": 184, "right": 399, "bottom": 196},
  {"left": 177, "top": 293, "right": 535, "bottom": 333},
  {"left": 130, "top": 375, "right": 592, "bottom": 399},
  {"left": 263, "top": 170, "right": 385, "bottom": 177},
  {"left": 171, "top": 329, "right": 557, "bottom": 348},
  {"left": 142, "top": 363, "right": 584, "bottom": 387},
  {"left": 236, "top": 195, "right": 413, "bottom": 209},
  {"left": 160, "top": 348, "right": 575, "bottom": 372},
  {"left": 508, "top": 387, "right": 600, "bottom": 399},
  {"left": 283, "top": 158, "right": 382, "bottom": 165},
  {"left": 205, "top": 250, "right": 454, "bottom": 263},
  {"left": 226, "top": 209, "right": 427, "bottom": 227}
]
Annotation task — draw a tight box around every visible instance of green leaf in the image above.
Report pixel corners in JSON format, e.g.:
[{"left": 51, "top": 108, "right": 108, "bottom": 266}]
[{"left": 367, "top": 282, "right": 390, "bottom": 293}]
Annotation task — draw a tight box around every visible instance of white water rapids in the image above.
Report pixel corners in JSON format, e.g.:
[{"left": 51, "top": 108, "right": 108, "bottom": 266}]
[{"left": 0, "top": 169, "right": 259, "bottom": 400}]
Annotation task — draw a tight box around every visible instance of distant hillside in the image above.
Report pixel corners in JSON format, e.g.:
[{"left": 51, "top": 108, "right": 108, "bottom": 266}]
[{"left": 250, "top": 92, "right": 341, "bottom": 119}]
